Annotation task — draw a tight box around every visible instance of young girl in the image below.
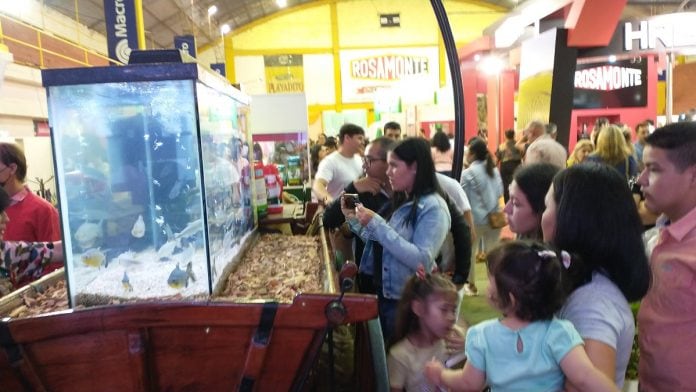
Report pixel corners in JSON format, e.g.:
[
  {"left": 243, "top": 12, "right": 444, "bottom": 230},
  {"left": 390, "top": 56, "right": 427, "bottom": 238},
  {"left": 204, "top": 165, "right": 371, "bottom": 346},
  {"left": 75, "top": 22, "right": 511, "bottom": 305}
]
[
  {"left": 424, "top": 241, "right": 618, "bottom": 392},
  {"left": 388, "top": 269, "right": 464, "bottom": 392}
]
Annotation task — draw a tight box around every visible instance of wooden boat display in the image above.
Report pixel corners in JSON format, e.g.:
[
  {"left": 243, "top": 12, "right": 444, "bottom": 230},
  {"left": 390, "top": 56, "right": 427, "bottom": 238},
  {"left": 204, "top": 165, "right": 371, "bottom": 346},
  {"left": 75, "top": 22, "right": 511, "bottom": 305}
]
[{"left": 0, "top": 227, "right": 384, "bottom": 391}]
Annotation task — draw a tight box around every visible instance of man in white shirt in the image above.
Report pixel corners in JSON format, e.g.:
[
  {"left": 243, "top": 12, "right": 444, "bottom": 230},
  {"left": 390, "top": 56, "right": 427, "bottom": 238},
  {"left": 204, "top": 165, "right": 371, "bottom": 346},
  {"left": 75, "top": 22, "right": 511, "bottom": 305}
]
[{"left": 312, "top": 123, "right": 365, "bottom": 204}]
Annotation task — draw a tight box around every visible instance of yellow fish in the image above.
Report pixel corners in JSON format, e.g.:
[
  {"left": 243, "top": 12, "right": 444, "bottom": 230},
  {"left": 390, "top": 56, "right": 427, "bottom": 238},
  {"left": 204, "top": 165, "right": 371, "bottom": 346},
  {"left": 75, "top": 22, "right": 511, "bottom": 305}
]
[
  {"left": 122, "top": 271, "right": 133, "bottom": 292},
  {"left": 167, "top": 262, "right": 196, "bottom": 289},
  {"left": 81, "top": 248, "right": 106, "bottom": 268}
]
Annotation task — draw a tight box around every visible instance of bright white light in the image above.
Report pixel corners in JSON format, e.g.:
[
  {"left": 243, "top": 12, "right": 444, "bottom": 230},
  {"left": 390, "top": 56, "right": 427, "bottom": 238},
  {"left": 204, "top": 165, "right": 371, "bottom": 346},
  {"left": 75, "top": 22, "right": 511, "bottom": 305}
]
[
  {"left": 473, "top": 54, "right": 481, "bottom": 62},
  {"left": 608, "top": 55, "right": 617, "bottom": 63},
  {"left": 276, "top": 0, "right": 287, "bottom": 8},
  {"left": 0, "top": 1, "right": 31, "bottom": 16},
  {"left": 208, "top": 5, "right": 218, "bottom": 16},
  {"left": 479, "top": 56, "right": 505, "bottom": 76},
  {"left": 220, "top": 24, "right": 231, "bottom": 35}
]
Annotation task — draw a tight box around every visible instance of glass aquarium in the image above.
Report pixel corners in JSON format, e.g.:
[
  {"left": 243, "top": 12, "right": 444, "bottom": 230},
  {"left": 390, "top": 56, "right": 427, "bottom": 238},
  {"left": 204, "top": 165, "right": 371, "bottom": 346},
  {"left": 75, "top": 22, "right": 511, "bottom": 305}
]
[{"left": 42, "top": 63, "right": 253, "bottom": 306}]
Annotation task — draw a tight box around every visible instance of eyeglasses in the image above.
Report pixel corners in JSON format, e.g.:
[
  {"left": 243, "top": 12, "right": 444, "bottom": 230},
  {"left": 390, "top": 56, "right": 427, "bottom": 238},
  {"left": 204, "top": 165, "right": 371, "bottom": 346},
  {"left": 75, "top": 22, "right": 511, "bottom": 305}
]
[{"left": 362, "top": 156, "right": 385, "bottom": 168}]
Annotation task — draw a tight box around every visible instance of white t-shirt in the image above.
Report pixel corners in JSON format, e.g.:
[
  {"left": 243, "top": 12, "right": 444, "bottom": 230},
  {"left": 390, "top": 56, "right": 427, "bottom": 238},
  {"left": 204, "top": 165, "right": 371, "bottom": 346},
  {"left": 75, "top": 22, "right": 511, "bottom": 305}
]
[
  {"left": 437, "top": 172, "right": 471, "bottom": 213},
  {"left": 314, "top": 151, "right": 363, "bottom": 199},
  {"left": 388, "top": 338, "right": 449, "bottom": 391},
  {"left": 558, "top": 272, "right": 634, "bottom": 387}
]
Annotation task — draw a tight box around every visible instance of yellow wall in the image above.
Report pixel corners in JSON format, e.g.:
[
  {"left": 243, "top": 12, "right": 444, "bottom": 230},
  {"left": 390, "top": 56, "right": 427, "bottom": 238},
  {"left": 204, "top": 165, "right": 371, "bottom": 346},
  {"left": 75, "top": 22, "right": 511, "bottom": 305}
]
[{"left": 219, "top": 0, "right": 504, "bottom": 135}]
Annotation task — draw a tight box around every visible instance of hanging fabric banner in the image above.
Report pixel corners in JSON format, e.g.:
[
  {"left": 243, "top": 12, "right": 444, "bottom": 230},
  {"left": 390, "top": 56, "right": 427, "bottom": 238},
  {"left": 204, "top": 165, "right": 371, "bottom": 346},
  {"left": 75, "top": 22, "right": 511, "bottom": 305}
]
[
  {"left": 104, "top": 0, "right": 139, "bottom": 64},
  {"left": 263, "top": 55, "right": 304, "bottom": 94}
]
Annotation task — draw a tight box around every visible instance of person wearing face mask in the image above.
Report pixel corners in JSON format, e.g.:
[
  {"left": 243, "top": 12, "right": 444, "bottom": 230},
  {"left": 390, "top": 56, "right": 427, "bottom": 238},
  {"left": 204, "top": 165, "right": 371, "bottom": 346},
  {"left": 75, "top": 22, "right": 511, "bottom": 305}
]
[{"left": 0, "top": 143, "right": 61, "bottom": 244}]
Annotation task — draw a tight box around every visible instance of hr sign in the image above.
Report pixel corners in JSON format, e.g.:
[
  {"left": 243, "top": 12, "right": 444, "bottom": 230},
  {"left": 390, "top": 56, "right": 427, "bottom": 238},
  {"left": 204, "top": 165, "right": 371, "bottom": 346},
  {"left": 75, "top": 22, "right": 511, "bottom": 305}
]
[{"left": 624, "top": 13, "right": 696, "bottom": 51}]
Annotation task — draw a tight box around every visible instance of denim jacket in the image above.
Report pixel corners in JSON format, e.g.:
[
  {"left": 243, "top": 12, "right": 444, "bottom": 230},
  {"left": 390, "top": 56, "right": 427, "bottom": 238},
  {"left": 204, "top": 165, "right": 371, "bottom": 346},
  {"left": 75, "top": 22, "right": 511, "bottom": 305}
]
[
  {"left": 460, "top": 161, "right": 504, "bottom": 225},
  {"left": 349, "top": 193, "right": 450, "bottom": 299}
]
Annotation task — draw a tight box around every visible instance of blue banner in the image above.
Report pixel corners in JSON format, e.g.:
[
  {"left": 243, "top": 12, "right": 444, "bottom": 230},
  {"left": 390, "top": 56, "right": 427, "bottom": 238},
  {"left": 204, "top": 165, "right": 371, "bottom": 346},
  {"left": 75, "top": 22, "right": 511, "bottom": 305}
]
[
  {"left": 210, "top": 63, "right": 226, "bottom": 77},
  {"left": 174, "top": 35, "right": 196, "bottom": 58},
  {"left": 104, "top": 0, "right": 139, "bottom": 64}
]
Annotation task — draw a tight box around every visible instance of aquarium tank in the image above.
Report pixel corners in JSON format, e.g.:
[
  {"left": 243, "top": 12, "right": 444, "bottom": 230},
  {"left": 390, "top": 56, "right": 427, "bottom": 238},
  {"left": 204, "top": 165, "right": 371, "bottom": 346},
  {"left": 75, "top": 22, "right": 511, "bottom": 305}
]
[{"left": 42, "top": 62, "right": 253, "bottom": 306}]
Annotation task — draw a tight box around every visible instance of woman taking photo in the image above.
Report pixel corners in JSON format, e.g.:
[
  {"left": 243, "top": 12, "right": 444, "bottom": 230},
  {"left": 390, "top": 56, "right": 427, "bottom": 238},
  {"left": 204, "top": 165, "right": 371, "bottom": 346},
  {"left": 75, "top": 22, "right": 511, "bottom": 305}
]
[
  {"left": 503, "top": 163, "right": 560, "bottom": 240},
  {"left": 460, "top": 138, "right": 503, "bottom": 295},
  {"left": 343, "top": 137, "right": 450, "bottom": 343},
  {"left": 541, "top": 164, "right": 651, "bottom": 389}
]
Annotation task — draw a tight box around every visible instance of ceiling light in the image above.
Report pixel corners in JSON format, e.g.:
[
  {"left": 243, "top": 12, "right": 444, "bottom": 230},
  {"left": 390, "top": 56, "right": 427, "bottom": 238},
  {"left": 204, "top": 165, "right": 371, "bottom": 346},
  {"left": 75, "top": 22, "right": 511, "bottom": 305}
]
[
  {"left": 608, "top": 55, "right": 617, "bottom": 63},
  {"left": 208, "top": 5, "right": 218, "bottom": 16},
  {"left": 220, "top": 24, "right": 231, "bottom": 35},
  {"left": 474, "top": 54, "right": 481, "bottom": 62},
  {"left": 276, "top": 0, "right": 287, "bottom": 8}
]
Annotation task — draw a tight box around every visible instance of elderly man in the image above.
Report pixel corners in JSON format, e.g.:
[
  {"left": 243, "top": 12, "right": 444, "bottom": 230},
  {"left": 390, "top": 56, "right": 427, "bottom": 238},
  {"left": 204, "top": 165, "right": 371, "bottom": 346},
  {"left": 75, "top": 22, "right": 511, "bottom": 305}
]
[{"left": 519, "top": 120, "right": 567, "bottom": 168}]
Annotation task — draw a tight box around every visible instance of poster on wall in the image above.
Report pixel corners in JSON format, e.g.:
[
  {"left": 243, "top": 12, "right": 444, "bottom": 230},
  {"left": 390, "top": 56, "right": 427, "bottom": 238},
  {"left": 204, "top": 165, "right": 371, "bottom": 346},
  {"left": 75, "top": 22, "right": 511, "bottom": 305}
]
[
  {"left": 573, "top": 59, "right": 647, "bottom": 109},
  {"left": 340, "top": 47, "right": 439, "bottom": 103},
  {"left": 517, "top": 30, "right": 558, "bottom": 128},
  {"left": 264, "top": 55, "right": 304, "bottom": 94}
]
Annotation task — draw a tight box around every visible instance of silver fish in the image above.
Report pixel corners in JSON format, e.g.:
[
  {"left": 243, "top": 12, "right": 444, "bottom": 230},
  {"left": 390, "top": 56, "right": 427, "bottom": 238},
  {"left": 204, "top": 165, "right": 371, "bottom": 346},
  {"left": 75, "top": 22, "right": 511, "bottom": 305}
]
[
  {"left": 131, "top": 214, "right": 145, "bottom": 238},
  {"left": 167, "top": 262, "right": 195, "bottom": 289},
  {"left": 157, "top": 239, "right": 180, "bottom": 260},
  {"left": 175, "top": 219, "right": 203, "bottom": 239},
  {"left": 75, "top": 221, "right": 103, "bottom": 250}
]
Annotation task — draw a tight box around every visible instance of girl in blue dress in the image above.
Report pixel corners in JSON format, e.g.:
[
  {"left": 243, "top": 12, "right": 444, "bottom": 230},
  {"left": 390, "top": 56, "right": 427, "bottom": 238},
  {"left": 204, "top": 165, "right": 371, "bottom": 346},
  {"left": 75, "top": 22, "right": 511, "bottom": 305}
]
[{"left": 424, "top": 240, "right": 618, "bottom": 392}]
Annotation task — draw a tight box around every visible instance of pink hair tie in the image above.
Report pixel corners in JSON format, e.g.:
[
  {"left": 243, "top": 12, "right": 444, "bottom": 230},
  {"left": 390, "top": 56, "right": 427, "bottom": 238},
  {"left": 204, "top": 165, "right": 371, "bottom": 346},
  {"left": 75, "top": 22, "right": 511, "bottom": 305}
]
[
  {"left": 561, "top": 250, "right": 571, "bottom": 269},
  {"left": 416, "top": 264, "right": 427, "bottom": 280}
]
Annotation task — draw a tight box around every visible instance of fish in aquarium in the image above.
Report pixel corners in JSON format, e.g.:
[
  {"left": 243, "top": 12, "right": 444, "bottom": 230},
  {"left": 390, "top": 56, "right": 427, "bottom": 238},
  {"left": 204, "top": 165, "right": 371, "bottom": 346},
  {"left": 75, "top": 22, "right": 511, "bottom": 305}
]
[
  {"left": 74, "top": 221, "right": 103, "bottom": 250},
  {"left": 167, "top": 262, "right": 196, "bottom": 289},
  {"left": 122, "top": 271, "right": 133, "bottom": 292},
  {"left": 175, "top": 219, "right": 203, "bottom": 240},
  {"left": 131, "top": 214, "right": 145, "bottom": 238},
  {"left": 116, "top": 250, "right": 141, "bottom": 267},
  {"left": 81, "top": 248, "right": 107, "bottom": 268},
  {"left": 157, "top": 238, "right": 180, "bottom": 260}
]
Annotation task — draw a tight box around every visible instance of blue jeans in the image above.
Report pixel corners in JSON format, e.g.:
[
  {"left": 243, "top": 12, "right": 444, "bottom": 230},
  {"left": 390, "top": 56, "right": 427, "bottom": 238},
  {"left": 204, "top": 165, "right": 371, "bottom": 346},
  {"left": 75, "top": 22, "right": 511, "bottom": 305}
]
[{"left": 377, "top": 289, "right": 399, "bottom": 345}]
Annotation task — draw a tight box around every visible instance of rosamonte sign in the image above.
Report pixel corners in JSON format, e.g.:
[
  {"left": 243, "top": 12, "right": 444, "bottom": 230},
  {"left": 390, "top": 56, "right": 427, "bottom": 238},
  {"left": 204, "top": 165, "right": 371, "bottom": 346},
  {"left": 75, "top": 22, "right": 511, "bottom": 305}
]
[{"left": 573, "top": 59, "right": 647, "bottom": 109}]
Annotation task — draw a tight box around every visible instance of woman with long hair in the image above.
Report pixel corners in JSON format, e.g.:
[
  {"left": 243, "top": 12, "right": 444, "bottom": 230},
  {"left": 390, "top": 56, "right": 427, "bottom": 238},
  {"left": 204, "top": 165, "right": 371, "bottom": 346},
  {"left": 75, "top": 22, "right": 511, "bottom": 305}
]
[
  {"left": 541, "top": 164, "right": 651, "bottom": 389},
  {"left": 460, "top": 138, "right": 504, "bottom": 295},
  {"left": 586, "top": 124, "right": 638, "bottom": 180},
  {"left": 566, "top": 139, "right": 593, "bottom": 167},
  {"left": 343, "top": 137, "right": 450, "bottom": 343}
]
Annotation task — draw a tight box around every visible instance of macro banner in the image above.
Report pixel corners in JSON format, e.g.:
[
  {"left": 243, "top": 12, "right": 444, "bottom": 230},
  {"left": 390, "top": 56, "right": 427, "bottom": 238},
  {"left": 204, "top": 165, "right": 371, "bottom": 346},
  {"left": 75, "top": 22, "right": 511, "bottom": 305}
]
[
  {"left": 263, "top": 55, "right": 304, "bottom": 94},
  {"left": 104, "top": 0, "right": 138, "bottom": 64},
  {"left": 174, "top": 35, "right": 197, "bottom": 59}
]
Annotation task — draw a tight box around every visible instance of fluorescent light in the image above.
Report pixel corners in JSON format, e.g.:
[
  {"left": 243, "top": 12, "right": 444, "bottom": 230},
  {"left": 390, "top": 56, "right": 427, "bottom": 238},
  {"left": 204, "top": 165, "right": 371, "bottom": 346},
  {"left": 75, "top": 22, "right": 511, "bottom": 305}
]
[
  {"left": 208, "top": 5, "right": 218, "bottom": 16},
  {"left": 479, "top": 56, "right": 505, "bottom": 75},
  {"left": 608, "top": 55, "right": 617, "bottom": 63},
  {"left": 276, "top": 0, "right": 287, "bottom": 7},
  {"left": 220, "top": 24, "right": 231, "bottom": 35}
]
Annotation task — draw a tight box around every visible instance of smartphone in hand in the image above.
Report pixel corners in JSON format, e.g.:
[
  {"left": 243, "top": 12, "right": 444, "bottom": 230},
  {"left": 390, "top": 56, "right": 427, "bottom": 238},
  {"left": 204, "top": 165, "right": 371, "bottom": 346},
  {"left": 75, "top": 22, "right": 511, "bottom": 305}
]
[{"left": 343, "top": 193, "right": 360, "bottom": 209}]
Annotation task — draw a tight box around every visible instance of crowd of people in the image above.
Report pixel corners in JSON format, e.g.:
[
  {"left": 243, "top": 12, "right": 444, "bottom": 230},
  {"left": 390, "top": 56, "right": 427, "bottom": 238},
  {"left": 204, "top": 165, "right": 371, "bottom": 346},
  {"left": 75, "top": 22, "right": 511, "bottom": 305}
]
[{"left": 313, "top": 119, "right": 695, "bottom": 391}]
